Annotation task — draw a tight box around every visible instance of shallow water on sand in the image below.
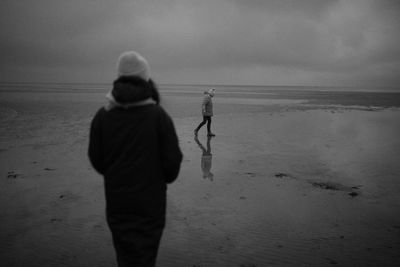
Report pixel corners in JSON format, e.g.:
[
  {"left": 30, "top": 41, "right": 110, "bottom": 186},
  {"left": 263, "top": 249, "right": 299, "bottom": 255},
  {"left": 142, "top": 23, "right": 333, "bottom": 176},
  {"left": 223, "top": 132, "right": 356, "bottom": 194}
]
[
  {"left": 0, "top": 88, "right": 400, "bottom": 266},
  {"left": 160, "top": 108, "right": 400, "bottom": 266}
]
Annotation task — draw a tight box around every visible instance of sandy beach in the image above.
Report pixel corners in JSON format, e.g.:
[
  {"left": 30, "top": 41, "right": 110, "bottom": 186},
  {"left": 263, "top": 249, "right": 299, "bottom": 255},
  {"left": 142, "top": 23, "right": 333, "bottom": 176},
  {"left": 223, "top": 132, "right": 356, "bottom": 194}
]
[{"left": 1, "top": 86, "right": 400, "bottom": 266}]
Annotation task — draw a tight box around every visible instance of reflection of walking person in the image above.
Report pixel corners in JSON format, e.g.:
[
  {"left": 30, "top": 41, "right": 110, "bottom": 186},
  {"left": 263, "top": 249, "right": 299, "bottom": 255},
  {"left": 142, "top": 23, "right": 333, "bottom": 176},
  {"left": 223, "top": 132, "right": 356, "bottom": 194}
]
[
  {"left": 194, "top": 89, "right": 216, "bottom": 137},
  {"left": 88, "top": 51, "right": 183, "bottom": 267},
  {"left": 194, "top": 135, "right": 214, "bottom": 181}
]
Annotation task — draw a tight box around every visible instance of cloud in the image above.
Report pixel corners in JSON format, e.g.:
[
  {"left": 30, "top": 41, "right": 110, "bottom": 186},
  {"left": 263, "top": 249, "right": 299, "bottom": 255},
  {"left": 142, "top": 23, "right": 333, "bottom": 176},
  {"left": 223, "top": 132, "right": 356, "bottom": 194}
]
[{"left": 0, "top": 0, "right": 399, "bottom": 86}]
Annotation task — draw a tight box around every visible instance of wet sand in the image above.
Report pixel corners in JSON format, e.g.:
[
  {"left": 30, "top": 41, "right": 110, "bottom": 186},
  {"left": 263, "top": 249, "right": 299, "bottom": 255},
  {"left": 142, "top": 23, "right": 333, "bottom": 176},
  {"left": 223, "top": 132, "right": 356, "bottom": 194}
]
[{"left": 1, "top": 88, "right": 400, "bottom": 266}]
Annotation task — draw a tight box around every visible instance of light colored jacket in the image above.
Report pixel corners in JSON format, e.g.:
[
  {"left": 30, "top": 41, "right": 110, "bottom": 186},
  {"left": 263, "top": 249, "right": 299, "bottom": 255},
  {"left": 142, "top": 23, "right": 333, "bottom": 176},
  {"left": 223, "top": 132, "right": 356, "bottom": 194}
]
[{"left": 202, "top": 93, "right": 213, "bottom": 116}]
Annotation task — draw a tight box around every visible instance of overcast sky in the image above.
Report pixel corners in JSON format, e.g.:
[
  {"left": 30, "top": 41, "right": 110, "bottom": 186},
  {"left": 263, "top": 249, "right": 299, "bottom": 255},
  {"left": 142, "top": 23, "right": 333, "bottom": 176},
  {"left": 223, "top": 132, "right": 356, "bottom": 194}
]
[{"left": 1, "top": 0, "right": 399, "bottom": 87}]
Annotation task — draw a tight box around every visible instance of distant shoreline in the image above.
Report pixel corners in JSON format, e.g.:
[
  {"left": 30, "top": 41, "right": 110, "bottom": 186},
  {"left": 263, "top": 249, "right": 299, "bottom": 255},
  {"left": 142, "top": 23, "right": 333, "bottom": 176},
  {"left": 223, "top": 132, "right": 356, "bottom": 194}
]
[
  {"left": 0, "top": 81, "right": 399, "bottom": 93},
  {"left": 1, "top": 82, "right": 400, "bottom": 108}
]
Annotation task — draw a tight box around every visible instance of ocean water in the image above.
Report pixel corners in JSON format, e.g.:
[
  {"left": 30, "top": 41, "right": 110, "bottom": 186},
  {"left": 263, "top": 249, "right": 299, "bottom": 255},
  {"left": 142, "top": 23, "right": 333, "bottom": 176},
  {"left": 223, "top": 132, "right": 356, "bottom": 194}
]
[
  {"left": 1, "top": 82, "right": 400, "bottom": 109},
  {"left": 0, "top": 81, "right": 399, "bottom": 93}
]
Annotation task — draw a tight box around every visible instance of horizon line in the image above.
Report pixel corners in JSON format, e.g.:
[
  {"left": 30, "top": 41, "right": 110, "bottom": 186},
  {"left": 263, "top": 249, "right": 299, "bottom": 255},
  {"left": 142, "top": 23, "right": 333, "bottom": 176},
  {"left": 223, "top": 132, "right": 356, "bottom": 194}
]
[{"left": 0, "top": 80, "right": 399, "bottom": 89}]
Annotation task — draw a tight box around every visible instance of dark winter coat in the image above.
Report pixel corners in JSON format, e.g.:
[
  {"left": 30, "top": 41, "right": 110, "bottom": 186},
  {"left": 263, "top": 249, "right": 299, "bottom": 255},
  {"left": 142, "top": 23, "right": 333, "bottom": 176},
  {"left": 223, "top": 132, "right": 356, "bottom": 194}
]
[{"left": 88, "top": 76, "right": 183, "bottom": 214}]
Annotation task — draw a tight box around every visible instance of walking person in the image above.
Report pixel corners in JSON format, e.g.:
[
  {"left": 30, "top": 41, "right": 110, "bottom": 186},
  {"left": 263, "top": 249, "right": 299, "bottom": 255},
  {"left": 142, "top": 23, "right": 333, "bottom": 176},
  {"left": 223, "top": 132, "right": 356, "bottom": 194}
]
[
  {"left": 194, "top": 88, "right": 216, "bottom": 137},
  {"left": 88, "top": 51, "right": 183, "bottom": 267}
]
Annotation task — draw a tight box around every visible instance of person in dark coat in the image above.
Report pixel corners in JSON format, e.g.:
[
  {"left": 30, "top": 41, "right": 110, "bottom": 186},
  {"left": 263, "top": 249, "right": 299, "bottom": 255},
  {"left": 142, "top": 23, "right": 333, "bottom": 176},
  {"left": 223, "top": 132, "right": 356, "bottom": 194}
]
[{"left": 88, "top": 51, "right": 183, "bottom": 267}]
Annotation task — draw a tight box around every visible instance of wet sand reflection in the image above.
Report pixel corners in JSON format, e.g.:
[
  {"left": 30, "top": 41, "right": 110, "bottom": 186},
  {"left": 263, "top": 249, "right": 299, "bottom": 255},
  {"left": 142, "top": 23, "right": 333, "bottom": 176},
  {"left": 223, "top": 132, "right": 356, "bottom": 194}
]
[{"left": 194, "top": 135, "right": 214, "bottom": 181}]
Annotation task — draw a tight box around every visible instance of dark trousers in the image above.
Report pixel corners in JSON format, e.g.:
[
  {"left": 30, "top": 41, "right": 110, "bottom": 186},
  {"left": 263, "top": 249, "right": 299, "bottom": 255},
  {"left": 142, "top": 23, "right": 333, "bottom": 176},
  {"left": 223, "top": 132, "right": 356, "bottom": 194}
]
[
  {"left": 107, "top": 212, "right": 165, "bottom": 267},
  {"left": 195, "top": 116, "right": 212, "bottom": 133}
]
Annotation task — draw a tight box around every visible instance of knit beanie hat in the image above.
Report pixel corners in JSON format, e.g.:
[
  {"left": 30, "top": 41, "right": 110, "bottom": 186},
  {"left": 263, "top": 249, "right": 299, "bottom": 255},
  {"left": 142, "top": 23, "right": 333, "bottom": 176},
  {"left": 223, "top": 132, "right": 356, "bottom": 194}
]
[{"left": 117, "top": 51, "right": 150, "bottom": 80}]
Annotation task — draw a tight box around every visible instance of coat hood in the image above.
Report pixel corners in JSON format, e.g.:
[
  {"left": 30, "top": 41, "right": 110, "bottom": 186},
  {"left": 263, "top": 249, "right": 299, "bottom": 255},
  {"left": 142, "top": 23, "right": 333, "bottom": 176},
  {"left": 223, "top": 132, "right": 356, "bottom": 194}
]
[
  {"left": 204, "top": 88, "right": 215, "bottom": 97},
  {"left": 112, "top": 76, "right": 153, "bottom": 104},
  {"left": 105, "top": 76, "right": 156, "bottom": 110}
]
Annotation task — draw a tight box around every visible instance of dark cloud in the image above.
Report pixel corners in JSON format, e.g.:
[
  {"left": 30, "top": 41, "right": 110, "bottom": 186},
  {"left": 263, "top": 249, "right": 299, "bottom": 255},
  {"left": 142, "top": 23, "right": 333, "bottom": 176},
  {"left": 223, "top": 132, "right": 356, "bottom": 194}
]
[
  {"left": 0, "top": 1, "right": 119, "bottom": 66},
  {"left": 0, "top": 0, "right": 399, "bottom": 87}
]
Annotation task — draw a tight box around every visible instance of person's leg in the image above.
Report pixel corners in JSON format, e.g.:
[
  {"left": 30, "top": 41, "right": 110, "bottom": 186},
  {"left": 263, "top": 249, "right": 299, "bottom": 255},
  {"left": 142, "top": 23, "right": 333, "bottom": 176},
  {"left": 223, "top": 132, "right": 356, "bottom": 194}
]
[
  {"left": 194, "top": 116, "right": 207, "bottom": 134},
  {"left": 107, "top": 213, "right": 165, "bottom": 267},
  {"left": 206, "top": 117, "right": 215, "bottom": 136}
]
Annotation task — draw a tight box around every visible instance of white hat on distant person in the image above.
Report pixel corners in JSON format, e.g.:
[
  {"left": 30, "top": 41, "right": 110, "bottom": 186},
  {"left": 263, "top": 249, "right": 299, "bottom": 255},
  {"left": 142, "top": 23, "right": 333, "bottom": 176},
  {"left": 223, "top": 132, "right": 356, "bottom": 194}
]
[{"left": 117, "top": 51, "right": 150, "bottom": 81}]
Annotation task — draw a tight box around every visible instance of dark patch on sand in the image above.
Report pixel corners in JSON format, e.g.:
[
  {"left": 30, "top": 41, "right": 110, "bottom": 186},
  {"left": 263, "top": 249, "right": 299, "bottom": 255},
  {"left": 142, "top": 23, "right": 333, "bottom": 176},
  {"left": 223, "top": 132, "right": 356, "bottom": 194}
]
[
  {"left": 44, "top": 168, "right": 56, "bottom": 171},
  {"left": 310, "top": 181, "right": 341, "bottom": 190},
  {"left": 7, "top": 171, "right": 23, "bottom": 179},
  {"left": 274, "top": 172, "right": 290, "bottom": 178},
  {"left": 274, "top": 172, "right": 298, "bottom": 181},
  {"left": 308, "top": 180, "right": 361, "bottom": 197},
  {"left": 56, "top": 191, "right": 82, "bottom": 203},
  {"left": 244, "top": 172, "right": 257, "bottom": 177},
  {"left": 348, "top": 192, "right": 359, "bottom": 197},
  {"left": 325, "top": 257, "right": 338, "bottom": 265},
  {"left": 271, "top": 173, "right": 362, "bottom": 197}
]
